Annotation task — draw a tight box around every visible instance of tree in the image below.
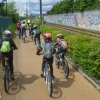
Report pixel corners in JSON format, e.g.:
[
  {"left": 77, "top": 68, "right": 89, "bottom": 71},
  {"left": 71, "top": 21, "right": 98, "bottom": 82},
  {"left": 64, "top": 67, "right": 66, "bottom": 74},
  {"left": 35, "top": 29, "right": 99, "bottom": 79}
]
[
  {"left": 0, "top": 1, "right": 19, "bottom": 23},
  {"left": 46, "top": 0, "right": 100, "bottom": 14}
]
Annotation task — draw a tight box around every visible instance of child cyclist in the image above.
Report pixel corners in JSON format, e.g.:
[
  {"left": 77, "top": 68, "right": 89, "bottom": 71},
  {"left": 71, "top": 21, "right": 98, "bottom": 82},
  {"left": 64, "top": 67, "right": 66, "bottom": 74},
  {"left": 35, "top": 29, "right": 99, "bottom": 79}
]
[
  {"left": 55, "top": 34, "right": 68, "bottom": 65},
  {"left": 37, "top": 33, "right": 55, "bottom": 80}
]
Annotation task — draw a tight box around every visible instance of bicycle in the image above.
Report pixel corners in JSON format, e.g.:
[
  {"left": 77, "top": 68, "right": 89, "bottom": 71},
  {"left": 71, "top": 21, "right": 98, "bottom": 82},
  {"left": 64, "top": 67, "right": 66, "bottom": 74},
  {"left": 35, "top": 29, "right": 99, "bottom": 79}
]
[
  {"left": 55, "top": 48, "right": 69, "bottom": 78},
  {"left": 43, "top": 61, "right": 53, "bottom": 96},
  {"left": 3, "top": 57, "right": 11, "bottom": 93}
]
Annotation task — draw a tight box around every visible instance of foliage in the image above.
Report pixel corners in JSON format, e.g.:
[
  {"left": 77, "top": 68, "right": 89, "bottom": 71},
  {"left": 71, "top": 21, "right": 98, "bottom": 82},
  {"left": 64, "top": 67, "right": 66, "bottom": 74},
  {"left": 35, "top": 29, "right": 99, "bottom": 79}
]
[
  {"left": 7, "top": 23, "right": 16, "bottom": 38},
  {"left": 40, "top": 25, "right": 100, "bottom": 79},
  {"left": 47, "top": 0, "right": 100, "bottom": 14},
  {"left": 0, "top": 1, "right": 19, "bottom": 23}
]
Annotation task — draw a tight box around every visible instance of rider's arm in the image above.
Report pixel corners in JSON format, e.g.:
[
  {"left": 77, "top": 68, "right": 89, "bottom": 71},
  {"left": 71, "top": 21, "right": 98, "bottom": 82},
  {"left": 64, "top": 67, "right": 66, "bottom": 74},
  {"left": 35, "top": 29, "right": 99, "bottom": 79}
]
[{"left": 10, "top": 39, "right": 17, "bottom": 50}]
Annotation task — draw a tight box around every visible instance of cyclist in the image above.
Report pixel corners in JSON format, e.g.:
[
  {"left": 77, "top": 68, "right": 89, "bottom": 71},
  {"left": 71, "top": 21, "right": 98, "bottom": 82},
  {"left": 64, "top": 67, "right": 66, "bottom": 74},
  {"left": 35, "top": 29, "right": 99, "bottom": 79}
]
[
  {"left": 27, "top": 19, "right": 31, "bottom": 27},
  {"left": 33, "top": 25, "right": 41, "bottom": 45},
  {"left": 55, "top": 34, "right": 68, "bottom": 64},
  {"left": 16, "top": 21, "right": 21, "bottom": 38},
  {"left": 29, "top": 22, "right": 34, "bottom": 36},
  {"left": 21, "top": 21, "right": 27, "bottom": 38},
  {"left": 38, "top": 33, "right": 55, "bottom": 80},
  {"left": 0, "top": 30, "right": 17, "bottom": 80}
]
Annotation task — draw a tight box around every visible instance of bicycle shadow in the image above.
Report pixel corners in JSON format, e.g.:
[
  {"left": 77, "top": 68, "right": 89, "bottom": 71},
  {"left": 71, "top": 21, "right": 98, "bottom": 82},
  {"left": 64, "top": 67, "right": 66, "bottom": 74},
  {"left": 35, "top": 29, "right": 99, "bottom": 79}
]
[
  {"left": 8, "top": 72, "right": 39, "bottom": 95},
  {"left": 51, "top": 67, "right": 75, "bottom": 99},
  {"left": 51, "top": 84, "right": 62, "bottom": 99},
  {"left": 24, "top": 39, "right": 33, "bottom": 43}
]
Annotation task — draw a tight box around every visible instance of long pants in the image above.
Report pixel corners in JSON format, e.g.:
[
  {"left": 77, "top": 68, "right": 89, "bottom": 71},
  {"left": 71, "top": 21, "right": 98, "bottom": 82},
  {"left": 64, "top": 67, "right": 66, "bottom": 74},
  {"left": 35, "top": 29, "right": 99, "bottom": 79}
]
[{"left": 21, "top": 29, "right": 26, "bottom": 38}]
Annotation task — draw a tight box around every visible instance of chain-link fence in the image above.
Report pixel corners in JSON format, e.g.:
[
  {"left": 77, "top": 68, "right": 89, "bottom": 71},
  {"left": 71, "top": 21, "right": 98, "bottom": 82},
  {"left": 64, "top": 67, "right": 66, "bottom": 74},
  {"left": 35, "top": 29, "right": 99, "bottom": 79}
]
[{"left": 0, "top": 16, "right": 12, "bottom": 41}]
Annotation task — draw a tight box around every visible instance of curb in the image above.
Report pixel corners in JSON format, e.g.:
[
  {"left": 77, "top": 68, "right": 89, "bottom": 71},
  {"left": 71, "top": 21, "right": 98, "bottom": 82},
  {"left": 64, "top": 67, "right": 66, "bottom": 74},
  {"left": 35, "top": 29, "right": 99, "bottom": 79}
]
[{"left": 65, "top": 57, "right": 100, "bottom": 91}]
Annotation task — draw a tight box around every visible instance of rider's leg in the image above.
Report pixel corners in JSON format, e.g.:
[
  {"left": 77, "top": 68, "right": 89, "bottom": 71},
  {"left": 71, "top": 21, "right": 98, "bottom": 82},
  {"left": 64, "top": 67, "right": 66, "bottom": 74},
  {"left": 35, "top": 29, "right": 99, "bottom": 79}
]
[
  {"left": 34, "top": 37, "right": 36, "bottom": 44},
  {"left": 41, "top": 56, "right": 46, "bottom": 77},
  {"left": 21, "top": 29, "right": 23, "bottom": 38},
  {"left": 9, "top": 52, "right": 14, "bottom": 80},
  {"left": 49, "top": 56, "right": 54, "bottom": 79}
]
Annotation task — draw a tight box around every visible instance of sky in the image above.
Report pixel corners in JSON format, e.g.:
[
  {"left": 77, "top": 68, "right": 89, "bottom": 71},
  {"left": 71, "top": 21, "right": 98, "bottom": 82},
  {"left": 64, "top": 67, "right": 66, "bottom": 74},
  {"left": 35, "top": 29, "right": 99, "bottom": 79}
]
[{"left": 7, "top": 0, "right": 61, "bottom": 16}]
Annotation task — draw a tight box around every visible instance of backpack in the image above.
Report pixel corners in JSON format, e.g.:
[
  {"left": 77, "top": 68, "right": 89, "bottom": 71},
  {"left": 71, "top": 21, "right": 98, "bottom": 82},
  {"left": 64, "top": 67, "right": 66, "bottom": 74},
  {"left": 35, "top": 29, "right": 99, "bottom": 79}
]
[
  {"left": 44, "top": 42, "right": 53, "bottom": 58},
  {"left": 59, "top": 40, "right": 68, "bottom": 49},
  {"left": 0, "top": 41, "right": 11, "bottom": 53},
  {"left": 22, "top": 24, "right": 26, "bottom": 29}
]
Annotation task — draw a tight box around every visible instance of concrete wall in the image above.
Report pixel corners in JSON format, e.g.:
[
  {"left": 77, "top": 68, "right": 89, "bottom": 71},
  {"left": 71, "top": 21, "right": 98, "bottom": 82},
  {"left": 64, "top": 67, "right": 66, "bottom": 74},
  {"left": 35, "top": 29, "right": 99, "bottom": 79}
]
[{"left": 44, "top": 10, "right": 100, "bottom": 31}]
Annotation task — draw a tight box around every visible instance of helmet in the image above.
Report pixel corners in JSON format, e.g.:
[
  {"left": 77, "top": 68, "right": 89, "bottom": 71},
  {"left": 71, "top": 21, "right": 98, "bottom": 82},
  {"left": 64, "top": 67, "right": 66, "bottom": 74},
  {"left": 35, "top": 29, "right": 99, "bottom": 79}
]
[
  {"left": 43, "top": 33, "right": 52, "bottom": 39},
  {"left": 3, "top": 30, "right": 11, "bottom": 37},
  {"left": 56, "top": 34, "right": 64, "bottom": 39}
]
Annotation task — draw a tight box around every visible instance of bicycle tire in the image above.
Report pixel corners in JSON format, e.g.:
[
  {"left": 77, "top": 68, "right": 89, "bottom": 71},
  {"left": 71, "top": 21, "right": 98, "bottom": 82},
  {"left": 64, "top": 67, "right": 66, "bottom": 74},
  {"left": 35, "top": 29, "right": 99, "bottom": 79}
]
[
  {"left": 62, "top": 59, "right": 69, "bottom": 78},
  {"left": 4, "top": 66, "right": 9, "bottom": 93},
  {"left": 47, "top": 71, "right": 52, "bottom": 96},
  {"left": 55, "top": 54, "right": 60, "bottom": 69}
]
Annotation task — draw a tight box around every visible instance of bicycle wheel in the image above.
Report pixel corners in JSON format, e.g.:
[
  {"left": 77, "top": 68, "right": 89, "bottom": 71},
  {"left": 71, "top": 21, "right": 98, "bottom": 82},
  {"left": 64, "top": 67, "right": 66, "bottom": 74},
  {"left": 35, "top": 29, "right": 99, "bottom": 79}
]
[
  {"left": 4, "top": 66, "right": 9, "bottom": 93},
  {"left": 62, "top": 59, "right": 69, "bottom": 78},
  {"left": 55, "top": 54, "right": 60, "bottom": 69},
  {"left": 47, "top": 71, "right": 52, "bottom": 96}
]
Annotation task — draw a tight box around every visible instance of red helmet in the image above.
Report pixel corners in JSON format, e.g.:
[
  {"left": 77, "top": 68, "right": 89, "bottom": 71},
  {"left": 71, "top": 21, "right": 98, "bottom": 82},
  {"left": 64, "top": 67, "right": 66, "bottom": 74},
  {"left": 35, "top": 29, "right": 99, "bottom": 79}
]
[{"left": 43, "top": 32, "right": 52, "bottom": 39}]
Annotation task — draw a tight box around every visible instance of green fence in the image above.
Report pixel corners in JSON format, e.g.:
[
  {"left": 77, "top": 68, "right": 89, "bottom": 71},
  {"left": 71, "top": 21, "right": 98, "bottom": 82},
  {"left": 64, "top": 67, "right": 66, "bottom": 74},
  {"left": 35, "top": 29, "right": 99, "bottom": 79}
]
[{"left": 0, "top": 16, "right": 12, "bottom": 41}]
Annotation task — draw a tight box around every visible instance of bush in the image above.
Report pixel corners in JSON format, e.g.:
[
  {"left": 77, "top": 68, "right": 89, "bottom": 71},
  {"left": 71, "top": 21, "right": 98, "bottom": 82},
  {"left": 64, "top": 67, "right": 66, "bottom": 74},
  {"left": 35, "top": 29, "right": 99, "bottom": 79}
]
[
  {"left": 40, "top": 25, "right": 100, "bottom": 79},
  {"left": 7, "top": 23, "right": 16, "bottom": 38}
]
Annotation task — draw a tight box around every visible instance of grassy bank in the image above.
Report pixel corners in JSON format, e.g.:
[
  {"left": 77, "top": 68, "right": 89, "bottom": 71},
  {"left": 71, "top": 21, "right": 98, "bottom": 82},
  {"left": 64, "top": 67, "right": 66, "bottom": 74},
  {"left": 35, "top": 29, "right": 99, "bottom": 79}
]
[{"left": 40, "top": 25, "right": 100, "bottom": 80}]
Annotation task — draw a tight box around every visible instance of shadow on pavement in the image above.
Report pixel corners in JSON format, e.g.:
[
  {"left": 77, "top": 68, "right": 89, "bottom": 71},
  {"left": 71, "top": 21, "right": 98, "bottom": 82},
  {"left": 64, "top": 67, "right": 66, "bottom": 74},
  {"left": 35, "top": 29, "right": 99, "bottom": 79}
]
[
  {"left": 24, "top": 39, "right": 33, "bottom": 43},
  {"left": 8, "top": 72, "right": 39, "bottom": 95},
  {"left": 51, "top": 67, "right": 75, "bottom": 99},
  {"left": 51, "top": 84, "right": 62, "bottom": 99}
]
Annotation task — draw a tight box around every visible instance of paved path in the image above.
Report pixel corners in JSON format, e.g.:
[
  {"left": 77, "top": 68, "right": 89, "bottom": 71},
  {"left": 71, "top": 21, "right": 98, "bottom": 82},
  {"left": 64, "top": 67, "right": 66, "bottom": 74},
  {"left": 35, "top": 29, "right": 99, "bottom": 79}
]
[{"left": 0, "top": 32, "right": 100, "bottom": 100}]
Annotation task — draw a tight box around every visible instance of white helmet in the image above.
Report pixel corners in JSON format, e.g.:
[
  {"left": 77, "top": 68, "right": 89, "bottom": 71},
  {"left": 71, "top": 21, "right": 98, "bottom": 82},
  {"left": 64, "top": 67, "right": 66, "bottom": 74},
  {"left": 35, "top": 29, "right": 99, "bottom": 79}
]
[{"left": 3, "top": 30, "right": 11, "bottom": 37}]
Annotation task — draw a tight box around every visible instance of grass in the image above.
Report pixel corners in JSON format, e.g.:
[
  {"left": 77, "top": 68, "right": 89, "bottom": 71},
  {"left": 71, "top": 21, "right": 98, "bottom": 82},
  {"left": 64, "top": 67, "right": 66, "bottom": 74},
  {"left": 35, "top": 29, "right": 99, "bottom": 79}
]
[{"left": 40, "top": 25, "right": 100, "bottom": 80}]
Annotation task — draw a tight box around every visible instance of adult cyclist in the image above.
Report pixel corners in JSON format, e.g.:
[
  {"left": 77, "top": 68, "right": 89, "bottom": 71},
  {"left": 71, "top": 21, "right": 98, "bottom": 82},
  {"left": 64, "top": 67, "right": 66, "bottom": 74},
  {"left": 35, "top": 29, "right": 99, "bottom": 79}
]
[
  {"left": 0, "top": 30, "right": 17, "bottom": 80},
  {"left": 38, "top": 33, "right": 55, "bottom": 80},
  {"left": 21, "top": 21, "right": 27, "bottom": 38}
]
